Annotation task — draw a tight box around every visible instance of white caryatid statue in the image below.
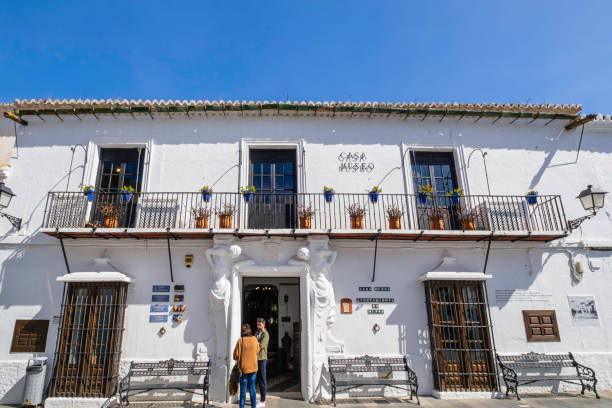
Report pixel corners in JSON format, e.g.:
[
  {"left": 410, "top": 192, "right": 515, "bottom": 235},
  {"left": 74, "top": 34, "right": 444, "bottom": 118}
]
[
  {"left": 205, "top": 240, "right": 241, "bottom": 401},
  {"left": 291, "top": 239, "right": 343, "bottom": 399}
]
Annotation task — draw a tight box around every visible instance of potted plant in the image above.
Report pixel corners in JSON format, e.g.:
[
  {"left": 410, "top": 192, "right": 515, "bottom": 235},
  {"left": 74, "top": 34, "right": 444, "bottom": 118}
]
[
  {"left": 368, "top": 186, "right": 382, "bottom": 203},
  {"left": 298, "top": 205, "right": 317, "bottom": 229},
  {"left": 200, "top": 186, "right": 213, "bottom": 202},
  {"left": 99, "top": 204, "right": 120, "bottom": 228},
  {"left": 215, "top": 204, "right": 236, "bottom": 229},
  {"left": 456, "top": 207, "right": 479, "bottom": 231},
  {"left": 446, "top": 188, "right": 464, "bottom": 205},
  {"left": 424, "top": 206, "right": 446, "bottom": 230},
  {"left": 192, "top": 207, "right": 212, "bottom": 229},
  {"left": 241, "top": 186, "right": 255, "bottom": 203},
  {"left": 121, "top": 185, "right": 135, "bottom": 202},
  {"left": 346, "top": 203, "right": 367, "bottom": 229},
  {"left": 81, "top": 184, "right": 95, "bottom": 201},
  {"left": 526, "top": 190, "right": 538, "bottom": 205},
  {"left": 417, "top": 185, "right": 433, "bottom": 204},
  {"left": 323, "top": 186, "right": 335, "bottom": 203},
  {"left": 386, "top": 205, "right": 404, "bottom": 230}
]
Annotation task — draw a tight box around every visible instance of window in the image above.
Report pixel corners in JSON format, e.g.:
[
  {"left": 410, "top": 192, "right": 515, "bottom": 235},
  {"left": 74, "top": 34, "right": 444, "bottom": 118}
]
[
  {"left": 50, "top": 282, "right": 128, "bottom": 397},
  {"left": 91, "top": 148, "right": 145, "bottom": 228},
  {"left": 248, "top": 149, "right": 297, "bottom": 228},
  {"left": 522, "top": 310, "right": 560, "bottom": 342},
  {"left": 411, "top": 152, "right": 460, "bottom": 229},
  {"left": 424, "top": 280, "right": 496, "bottom": 392},
  {"left": 11, "top": 320, "right": 49, "bottom": 352}
]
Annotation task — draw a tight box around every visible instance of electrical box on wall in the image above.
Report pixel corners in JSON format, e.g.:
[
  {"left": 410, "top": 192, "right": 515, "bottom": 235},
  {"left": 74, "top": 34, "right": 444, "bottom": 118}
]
[{"left": 184, "top": 255, "right": 194, "bottom": 268}]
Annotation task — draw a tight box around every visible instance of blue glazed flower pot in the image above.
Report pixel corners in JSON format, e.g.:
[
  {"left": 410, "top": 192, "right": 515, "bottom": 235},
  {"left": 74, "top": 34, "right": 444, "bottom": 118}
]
[
  {"left": 84, "top": 190, "right": 95, "bottom": 202},
  {"left": 121, "top": 191, "right": 133, "bottom": 203},
  {"left": 201, "top": 190, "right": 212, "bottom": 202},
  {"left": 526, "top": 194, "right": 538, "bottom": 205},
  {"left": 324, "top": 190, "right": 334, "bottom": 203},
  {"left": 417, "top": 193, "right": 428, "bottom": 204},
  {"left": 243, "top": 191, "right": 253, "bottom": 203},
  {"left": 369, "top": 191, "right": 379, "bottom": 204},
  {"left": 449, "top": 193, "right": 461, "bottom": 205}
]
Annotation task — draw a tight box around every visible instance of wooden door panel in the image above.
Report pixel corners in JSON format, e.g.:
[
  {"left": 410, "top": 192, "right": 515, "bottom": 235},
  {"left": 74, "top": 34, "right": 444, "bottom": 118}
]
[
  {"left": 52, "top": 283, "right": 127, "bottom": 397},
  {"left": 428, "top": 281, "right": 496, "bottom": 392}
]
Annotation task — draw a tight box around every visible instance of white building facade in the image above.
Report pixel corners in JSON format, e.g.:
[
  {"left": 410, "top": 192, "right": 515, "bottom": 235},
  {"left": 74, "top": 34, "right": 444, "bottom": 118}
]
[{"left": 0, "top": 100, "right": 610, "bottom": 406}]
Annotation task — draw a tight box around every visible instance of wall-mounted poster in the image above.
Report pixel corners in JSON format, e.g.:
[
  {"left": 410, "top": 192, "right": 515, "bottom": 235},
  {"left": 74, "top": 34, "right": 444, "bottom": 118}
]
[{"left": 568, "top": 295, "right": 599, "bottom": 326}]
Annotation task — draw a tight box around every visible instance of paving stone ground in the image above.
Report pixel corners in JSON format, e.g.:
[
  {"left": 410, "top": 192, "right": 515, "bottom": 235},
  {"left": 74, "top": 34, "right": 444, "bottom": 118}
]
[{"left": 1, "top": 391, "right": 610, "bottom": 408}]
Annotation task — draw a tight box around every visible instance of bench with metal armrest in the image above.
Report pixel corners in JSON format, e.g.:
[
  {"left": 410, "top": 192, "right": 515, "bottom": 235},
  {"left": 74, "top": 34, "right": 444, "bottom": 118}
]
[
  {"left": 328, "top": 355, "right": 419, "bottom": 406},
  {"left": 118, "top": 359, "right": 209, "bottom": 407},
  {"left": 496, "top": 352, "right": 599, "bottom": 400}
]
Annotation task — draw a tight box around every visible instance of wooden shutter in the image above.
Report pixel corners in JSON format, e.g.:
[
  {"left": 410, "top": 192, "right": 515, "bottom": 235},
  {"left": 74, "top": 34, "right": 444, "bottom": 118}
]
[
  {"left": 522, "top": 310, "right": 560, "bottom": 342},
  {"left": 11, "top": 320, "right": 49, "bottom": 352}
]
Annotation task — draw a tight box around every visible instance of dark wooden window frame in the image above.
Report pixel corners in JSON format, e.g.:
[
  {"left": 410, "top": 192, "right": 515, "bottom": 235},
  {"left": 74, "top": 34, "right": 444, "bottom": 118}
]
[
  {"left": 522, "top": 310, "right": 560, "bottom": 342},
  {"left": 10, "top": 319, "right": 49, "bottom": 353}
]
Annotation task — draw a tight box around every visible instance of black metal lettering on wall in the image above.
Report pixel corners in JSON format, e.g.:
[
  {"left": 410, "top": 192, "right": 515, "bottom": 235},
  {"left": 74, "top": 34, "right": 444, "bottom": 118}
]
[{"left": 338, "top": 152, "right": 375, "bottom": 173}]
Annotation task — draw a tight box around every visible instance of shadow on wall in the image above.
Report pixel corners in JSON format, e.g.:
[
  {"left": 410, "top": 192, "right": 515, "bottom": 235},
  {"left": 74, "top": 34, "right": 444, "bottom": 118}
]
[{"left": 0, "top": 243, "right": 64, "bottom": 404}]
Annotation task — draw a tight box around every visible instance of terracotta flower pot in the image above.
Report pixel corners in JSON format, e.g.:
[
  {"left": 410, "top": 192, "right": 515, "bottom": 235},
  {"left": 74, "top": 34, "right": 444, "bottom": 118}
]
[
  {"left": 104, "top": 216, "right": 118, "bottom": 228},
  {"left": 299, "top": 216, "right": 311, "bottom": 229},
  {"left": 388, "top": 216, "right": 401, "bottom": 230},
  {"left": 461, "top": 219, "right": 476, "bottom": 231},
  {"left": 195, "top": 216, "right": 209, "bottom": 229},
  {"left": 219, "top": 215, "right": 233, "bottom": 229},
  {"left": 350, "top": 215, "right": 364, "bottom": 229},
  {"left": 429, "top": 216, "right": 444, "bottom": 230}
]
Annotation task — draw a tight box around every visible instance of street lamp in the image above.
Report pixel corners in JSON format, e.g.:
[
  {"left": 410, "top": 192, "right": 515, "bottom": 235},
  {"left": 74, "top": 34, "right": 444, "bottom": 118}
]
[
  {"left": 567, "top": 185, "right": 608, "bottom": 231},
  {"left": 0, "top": 182, "right": 21, "bottom": 230}
]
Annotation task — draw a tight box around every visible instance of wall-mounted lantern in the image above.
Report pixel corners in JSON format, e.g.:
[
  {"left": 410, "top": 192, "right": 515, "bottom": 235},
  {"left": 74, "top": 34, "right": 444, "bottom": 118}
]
[
  {"left": 0, "top": 182, "right": 21, "bottom": 230},
  {"left": 568, "top": 185, "right": 608, "bottom": 231}
]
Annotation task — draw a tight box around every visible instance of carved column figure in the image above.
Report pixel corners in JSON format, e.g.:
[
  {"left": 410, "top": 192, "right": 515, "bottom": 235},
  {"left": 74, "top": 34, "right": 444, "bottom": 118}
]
[
  {"left": 291, "top": 238, "right": 343, "bottom": 400},
  {"left": 205, "top": 238, "right": 241, "bottom": 401}
]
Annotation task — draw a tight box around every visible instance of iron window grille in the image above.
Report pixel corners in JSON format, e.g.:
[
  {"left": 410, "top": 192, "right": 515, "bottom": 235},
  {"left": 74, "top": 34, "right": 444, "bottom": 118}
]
[
  {"left": 50, "top": 282, "right": 128, "bottom": 398},
  {"left": 424, "top": 280, "right": 498, "bottom": 392}
]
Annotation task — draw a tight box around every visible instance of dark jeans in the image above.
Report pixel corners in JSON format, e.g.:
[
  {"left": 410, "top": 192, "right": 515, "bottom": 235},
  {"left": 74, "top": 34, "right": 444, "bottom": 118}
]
[
  {"left": 257, "top": 360, "right": 267, "bottom": 401},
  {"left": 240, "top": 372, "right": 257, "bottom": 408}
]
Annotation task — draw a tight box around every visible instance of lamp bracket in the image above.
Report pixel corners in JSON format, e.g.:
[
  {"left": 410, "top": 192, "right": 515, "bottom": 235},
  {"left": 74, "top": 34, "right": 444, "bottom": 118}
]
[
  {"left": 567, "top": 212, "right": 597, "bottom": 231},
  {"left": 0, "top": 211, "right": 22, "bottom": 230}
]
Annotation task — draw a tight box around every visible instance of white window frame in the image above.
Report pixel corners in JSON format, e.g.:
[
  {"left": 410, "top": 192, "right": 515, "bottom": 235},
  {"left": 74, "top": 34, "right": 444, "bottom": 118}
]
[
  {"left": 400, "top": 142, "right": 469, "bottom": 196},
  {"left": 238, "top": 139, "right": 306, "bottom": 193}
]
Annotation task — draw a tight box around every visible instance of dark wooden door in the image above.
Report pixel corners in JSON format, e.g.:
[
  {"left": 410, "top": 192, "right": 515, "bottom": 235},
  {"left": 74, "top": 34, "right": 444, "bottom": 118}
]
[
  {"left": 92, "top": 148, "right": 145, "bottom": 227},
  {"left": 248, "top": 150, "right": 296, "bottom": 228},
  {"left": 427, "top": 281, "right": 496, "bottom": 392},
  {"left": 411, "top": 152, "right": 459, "bottom": 229},
  {"left": 52, "top": 283, "right": 127, "bottom": 397}
]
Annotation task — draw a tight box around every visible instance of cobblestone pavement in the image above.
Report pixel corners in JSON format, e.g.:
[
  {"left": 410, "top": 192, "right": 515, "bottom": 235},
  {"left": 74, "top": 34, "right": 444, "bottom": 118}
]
[{"left": 1, "top": 391, "right": 610, "bottom": 408}]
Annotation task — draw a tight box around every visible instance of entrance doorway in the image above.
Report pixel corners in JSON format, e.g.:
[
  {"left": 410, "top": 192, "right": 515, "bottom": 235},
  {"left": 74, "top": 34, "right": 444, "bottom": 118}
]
[{"left": 242, "top": 277, "right": 301, "bottom": 397}]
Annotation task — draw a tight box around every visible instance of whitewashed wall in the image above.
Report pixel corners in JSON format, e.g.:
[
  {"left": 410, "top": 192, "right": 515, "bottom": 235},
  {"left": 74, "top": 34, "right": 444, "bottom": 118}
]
[{"left": 0, "top": 113, "right": 610, "bottom": 404}]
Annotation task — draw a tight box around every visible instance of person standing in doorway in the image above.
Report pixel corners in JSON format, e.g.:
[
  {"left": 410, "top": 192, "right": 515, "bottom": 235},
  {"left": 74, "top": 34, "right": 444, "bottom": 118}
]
[{"left": 255, "top": 317, "right": 269, "bottom": 407}]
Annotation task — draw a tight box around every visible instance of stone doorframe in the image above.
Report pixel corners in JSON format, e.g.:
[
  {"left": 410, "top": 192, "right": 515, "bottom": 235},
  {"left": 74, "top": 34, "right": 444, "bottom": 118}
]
[{"left": 206, "top": 235, "right": 343, "bottom": 403}]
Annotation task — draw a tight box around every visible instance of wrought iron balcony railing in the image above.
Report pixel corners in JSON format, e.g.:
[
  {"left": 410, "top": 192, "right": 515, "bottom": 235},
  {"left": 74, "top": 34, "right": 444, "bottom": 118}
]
[{"left": 43, "top": 191, "right": 567, "bottom": 233}]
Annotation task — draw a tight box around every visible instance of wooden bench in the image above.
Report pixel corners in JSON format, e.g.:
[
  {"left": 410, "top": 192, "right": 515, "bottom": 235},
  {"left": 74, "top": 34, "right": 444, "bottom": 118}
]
[
  {"left": 497, "top": 352, "right": 599, "bottom": 400},
  {"left": 118, "top": 359, "right": 210, "bottom": 407},
  {"left": 328, "top": 355, "right": 419, "bottom": 406}
]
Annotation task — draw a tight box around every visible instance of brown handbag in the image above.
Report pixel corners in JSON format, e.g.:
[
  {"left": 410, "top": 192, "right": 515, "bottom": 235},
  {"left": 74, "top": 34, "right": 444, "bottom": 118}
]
[{"left": 231, "top": 337, "right": 244, "bottom": 383}]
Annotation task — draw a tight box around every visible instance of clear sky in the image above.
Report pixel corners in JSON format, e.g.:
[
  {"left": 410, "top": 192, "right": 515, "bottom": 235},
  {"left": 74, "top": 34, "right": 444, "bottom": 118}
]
[{"left": 2, "top": 1, "right": 611, "bottom": 114}]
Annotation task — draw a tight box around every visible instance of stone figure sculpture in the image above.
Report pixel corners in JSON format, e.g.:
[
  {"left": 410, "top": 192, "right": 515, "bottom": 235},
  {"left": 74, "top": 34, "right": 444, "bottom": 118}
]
[{"left": 205, "top": 242, "right": 242, "bottom": 358}]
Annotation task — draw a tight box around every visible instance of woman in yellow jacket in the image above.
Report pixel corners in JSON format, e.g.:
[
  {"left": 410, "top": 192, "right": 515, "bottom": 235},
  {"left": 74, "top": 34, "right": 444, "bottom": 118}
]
[{"left": 233, "top": 323, "right": 260, "bottom": 408}]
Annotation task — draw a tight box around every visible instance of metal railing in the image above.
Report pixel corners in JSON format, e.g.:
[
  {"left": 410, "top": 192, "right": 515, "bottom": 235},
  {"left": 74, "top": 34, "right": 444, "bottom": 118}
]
[{"left": 43, "top": 191, "right": 567, "bottom": 232}]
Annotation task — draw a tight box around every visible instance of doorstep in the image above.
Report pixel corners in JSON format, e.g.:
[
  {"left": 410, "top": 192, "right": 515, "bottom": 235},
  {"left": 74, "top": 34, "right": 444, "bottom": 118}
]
[{"left": 431, "top": 390, "right": 505, "bottom": 399}]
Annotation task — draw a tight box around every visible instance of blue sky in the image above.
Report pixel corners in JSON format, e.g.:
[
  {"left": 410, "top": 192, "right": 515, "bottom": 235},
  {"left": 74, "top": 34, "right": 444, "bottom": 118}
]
[{"left": 2, "top": 1, "right": 611, "bottom": 113}]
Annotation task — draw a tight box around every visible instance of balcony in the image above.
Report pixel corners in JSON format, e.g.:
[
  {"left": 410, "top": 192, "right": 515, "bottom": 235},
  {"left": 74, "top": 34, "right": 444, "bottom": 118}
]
[{"left": 41, "top": 191, "right": 568, "bottom": 242}]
